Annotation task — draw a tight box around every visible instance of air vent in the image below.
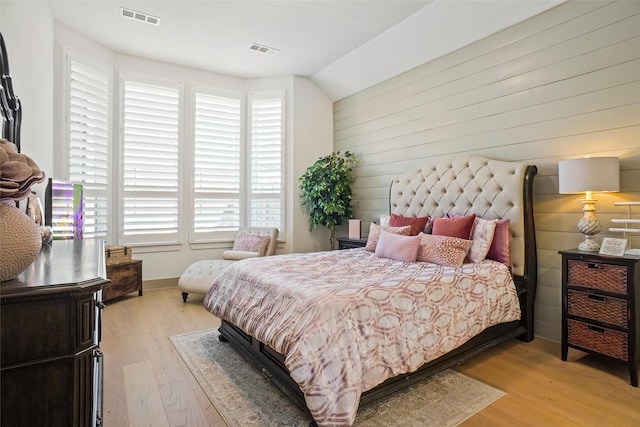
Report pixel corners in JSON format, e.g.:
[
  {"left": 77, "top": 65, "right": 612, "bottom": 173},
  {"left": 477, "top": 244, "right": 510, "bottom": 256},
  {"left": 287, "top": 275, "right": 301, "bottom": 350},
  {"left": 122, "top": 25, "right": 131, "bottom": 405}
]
[
  {"left": 249, "top": 43, "right": 280, "bottom": 56},
  {"left": 120, "top": 7, "right": 161, "bottom": 26}
]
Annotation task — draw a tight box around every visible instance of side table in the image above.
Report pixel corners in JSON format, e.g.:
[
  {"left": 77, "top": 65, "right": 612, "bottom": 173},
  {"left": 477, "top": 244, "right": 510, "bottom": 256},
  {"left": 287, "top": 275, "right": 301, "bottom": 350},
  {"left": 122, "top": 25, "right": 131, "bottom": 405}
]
[
  {"left": 104, "top": 259, "right": 143, "bottom": 302},
  {"left": 337, "top": 237, "right": 368, "bottom": 250},
  {"left": 560, "top": 249, "right": 639, "bottom": 386}
]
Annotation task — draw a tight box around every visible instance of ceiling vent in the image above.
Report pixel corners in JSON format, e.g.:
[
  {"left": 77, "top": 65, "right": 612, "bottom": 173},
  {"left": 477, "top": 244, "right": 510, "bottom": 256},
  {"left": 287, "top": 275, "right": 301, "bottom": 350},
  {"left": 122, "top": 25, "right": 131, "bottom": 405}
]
[
  {"left": 249, "top": 43, "right": 280, "bottom": 56},
  {"left": 120, "top": 7, "right": 161, "bottom": 26}
]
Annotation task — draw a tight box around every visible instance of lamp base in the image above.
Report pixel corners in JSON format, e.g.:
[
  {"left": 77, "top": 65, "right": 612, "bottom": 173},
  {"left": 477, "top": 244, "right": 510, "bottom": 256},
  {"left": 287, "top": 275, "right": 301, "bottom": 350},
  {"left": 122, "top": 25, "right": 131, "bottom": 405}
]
[
  {"left": 577, "top": 200, "right": 601, "bottom": 252},
  {"left": 578, "top": 236, "right": 601, "bottom": 252}
]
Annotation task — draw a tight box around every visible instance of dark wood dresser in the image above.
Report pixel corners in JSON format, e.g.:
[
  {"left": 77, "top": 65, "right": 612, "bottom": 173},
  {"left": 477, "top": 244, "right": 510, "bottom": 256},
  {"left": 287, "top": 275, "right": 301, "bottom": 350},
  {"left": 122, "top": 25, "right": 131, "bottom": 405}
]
[
  {"left": 1, "top": 239, "right": 108, "bottom": 426},
  {"left": 560, "top": 249, "right": 640, "bottom": 386}
]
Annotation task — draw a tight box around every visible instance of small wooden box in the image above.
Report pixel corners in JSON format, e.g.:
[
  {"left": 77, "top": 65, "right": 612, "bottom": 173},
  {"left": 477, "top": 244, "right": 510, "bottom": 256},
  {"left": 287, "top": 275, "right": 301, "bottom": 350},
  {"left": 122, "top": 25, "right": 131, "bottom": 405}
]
[
  {"left": 104, "top": 259, "right": 143, "bottom": 301},
  {"left": 105, "top": 245, "right": 132, "bottom": 266}
]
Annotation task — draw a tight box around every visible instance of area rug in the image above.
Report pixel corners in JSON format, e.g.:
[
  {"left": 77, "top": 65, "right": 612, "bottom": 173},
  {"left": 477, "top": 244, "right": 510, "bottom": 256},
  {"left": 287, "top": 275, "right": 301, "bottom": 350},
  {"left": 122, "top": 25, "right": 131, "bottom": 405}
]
[{"left": 170, "top": 329, "right": 504, "bottom": 427}]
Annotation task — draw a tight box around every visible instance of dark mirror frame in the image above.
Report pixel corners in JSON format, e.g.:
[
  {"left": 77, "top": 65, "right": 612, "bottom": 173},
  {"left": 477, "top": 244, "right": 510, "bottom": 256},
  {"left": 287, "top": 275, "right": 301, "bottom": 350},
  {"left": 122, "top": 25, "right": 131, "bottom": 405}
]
[{"left": 1, "top": 32, "right": 21, "bottom": 152}]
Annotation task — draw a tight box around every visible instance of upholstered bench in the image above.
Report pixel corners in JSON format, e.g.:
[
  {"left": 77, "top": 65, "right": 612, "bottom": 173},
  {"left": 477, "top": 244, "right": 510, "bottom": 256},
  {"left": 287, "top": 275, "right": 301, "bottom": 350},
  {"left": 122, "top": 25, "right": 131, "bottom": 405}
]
[{"left": 178, "top": 227, "right": 278, "bottom": 302}]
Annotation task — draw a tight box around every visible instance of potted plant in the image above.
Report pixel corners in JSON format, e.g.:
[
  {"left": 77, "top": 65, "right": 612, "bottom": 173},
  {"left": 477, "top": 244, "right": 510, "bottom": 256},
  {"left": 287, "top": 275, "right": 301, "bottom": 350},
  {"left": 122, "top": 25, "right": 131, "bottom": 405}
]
[{"left": 299, "top": 151, "right": 356, "bottom": 249}]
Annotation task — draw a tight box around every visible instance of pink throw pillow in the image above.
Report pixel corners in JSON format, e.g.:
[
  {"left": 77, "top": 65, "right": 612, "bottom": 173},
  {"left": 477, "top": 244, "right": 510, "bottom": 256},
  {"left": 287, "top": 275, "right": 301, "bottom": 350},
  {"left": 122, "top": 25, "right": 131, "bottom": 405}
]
[
  {"left": 467, "top": 218, "right": 497, "bottom": 263},
  {"left": 485, "top": 219, "right": 510, "bottom": 266},
  {"left": 432, "top": 214, "right": 476, "bottom": 239},
  {"left": 365, "top": 223, "right": 412, "bottom": 252},
  {"left": 389, "top": 214, "right": 430, "bottom": 236},
  {"left": 232, "top": 231, "right": 270, "bottom": 256},
  {"left": 375, "top": 231, "right": 421, "bottom": 262},
  {"left": 417, "top": 233, "right": 472, "bottom": 268}
]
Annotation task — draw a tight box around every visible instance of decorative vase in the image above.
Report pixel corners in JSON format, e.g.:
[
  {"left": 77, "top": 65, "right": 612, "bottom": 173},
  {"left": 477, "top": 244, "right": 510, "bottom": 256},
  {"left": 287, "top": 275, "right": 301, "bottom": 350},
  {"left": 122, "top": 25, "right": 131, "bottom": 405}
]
[{"left": 0, "top": 202, "right": 43, "bottom": 281}]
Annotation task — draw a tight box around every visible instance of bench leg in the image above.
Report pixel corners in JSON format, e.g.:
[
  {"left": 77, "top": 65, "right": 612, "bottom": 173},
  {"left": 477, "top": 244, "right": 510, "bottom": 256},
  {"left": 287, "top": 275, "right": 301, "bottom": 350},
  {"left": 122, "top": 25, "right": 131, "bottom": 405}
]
[{"left": 181, "top": 292, "right": 188, "bottom": 302}]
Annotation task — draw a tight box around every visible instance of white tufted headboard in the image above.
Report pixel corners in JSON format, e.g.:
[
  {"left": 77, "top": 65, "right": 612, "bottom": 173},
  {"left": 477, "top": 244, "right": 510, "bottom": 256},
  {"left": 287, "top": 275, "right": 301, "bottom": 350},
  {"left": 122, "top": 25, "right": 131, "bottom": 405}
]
[
  {"left": 389, "top": 155, "right": 534, "bottom": 276},
  {"left": 389, "top": 155, "right": 537, "bottom": 339}
]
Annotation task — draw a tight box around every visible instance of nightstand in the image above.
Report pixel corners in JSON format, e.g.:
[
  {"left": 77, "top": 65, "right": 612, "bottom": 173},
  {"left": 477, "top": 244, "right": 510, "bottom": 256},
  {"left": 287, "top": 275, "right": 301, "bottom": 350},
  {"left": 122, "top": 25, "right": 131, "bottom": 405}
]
[
  {"left": 560, "top": 249, "right": 640, "bottom": 386},
  {"left": 337, "top": 237, "right": 368, "bottom": 249}
]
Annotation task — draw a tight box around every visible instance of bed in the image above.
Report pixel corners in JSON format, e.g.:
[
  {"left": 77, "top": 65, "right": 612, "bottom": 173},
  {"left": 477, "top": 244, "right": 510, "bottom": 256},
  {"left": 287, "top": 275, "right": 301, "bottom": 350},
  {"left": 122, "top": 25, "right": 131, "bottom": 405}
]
[{"left": 204, "top": 155, "right": 537, "bottom": 426}]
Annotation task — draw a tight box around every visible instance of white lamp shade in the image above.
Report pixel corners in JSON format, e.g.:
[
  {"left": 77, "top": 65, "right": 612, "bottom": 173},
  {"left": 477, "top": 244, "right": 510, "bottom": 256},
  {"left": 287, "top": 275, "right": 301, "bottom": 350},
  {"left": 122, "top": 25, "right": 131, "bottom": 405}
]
[{"left": 558, "top": 157, "right": 619, "bottom": 194}]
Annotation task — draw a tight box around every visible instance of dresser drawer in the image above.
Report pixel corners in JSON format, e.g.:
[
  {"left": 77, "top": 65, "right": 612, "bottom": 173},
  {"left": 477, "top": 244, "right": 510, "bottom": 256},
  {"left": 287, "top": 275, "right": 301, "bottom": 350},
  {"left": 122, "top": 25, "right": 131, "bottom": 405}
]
[
  {"left": 567, "top": 289, "right": 628, "bottom": 328},
  {"left": 568, "top": 259, "right": 627, "bottom": 293},
  {"left": 568, "top": 319, "right": 628, "bottom": 361}
]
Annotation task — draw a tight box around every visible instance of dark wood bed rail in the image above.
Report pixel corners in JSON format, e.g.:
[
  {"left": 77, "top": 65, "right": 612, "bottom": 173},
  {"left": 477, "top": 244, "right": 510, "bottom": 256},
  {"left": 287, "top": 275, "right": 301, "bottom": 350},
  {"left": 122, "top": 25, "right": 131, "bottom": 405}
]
[{"left": 520, "top": 164, "right": 538, "bottom": 342}]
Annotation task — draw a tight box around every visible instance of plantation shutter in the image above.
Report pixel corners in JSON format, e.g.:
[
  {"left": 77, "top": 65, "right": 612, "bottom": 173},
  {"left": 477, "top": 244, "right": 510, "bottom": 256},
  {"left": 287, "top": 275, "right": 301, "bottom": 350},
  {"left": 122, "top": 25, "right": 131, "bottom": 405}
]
[
  {"left": 66, "top": 51, "right": 111, "bottom": 239},
  {"left": 248, "top": 92, "right": 284, "bottom": 229},
  {"left": 121, "top": 79, "right": 181, "bottom": 244},
  {"left": 192, "top": 91, "right": 242, "bottom": 238}
]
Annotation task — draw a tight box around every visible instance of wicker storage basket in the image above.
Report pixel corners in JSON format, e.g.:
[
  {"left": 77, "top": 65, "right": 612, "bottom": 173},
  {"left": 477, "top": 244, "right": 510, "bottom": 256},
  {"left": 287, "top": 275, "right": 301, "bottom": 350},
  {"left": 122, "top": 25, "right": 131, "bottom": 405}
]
[
  {"left": 567, "top": 319, "right": 628, "bottom": 361},
  {"left": 567, "top": 259, "right": 627, "bottom": 293},
  {"left": 105, "top": 245, "right": 132, "bottom": 266},
  {"left": 567, "top": 289, "right": 628, "bottom": 328}
]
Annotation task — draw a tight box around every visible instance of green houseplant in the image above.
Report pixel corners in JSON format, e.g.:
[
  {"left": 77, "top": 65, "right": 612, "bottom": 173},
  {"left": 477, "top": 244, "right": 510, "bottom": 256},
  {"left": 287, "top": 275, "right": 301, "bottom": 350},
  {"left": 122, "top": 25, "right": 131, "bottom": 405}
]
[{"left": 299, "top": 151, "right": 356, "bottom": 249}]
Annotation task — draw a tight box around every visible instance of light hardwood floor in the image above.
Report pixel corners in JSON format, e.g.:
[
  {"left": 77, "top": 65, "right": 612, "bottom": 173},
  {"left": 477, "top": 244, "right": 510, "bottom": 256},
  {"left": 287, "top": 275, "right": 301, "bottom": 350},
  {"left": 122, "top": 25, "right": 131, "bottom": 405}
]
[{"left": 102, "top": 288, "right": 640, "bottom": 426}]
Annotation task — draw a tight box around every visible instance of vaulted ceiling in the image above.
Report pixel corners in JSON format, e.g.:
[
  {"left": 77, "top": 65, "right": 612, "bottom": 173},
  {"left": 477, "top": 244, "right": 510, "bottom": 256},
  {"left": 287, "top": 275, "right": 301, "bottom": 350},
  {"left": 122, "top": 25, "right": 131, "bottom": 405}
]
[{"left": 48, "top": 0, "right": 564, "bottom": 100}]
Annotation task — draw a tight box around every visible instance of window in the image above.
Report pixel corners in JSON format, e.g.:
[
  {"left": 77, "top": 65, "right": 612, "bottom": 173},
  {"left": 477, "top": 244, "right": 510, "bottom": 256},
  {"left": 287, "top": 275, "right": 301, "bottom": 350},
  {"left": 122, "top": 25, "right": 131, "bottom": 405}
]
[
  {"left": 65, "top": 50, "right": 111, "bottom": 239},
  {"left": 121, "top": 77, "right": 181, "bottom": 244},
  {"left": 192, "top": 91, "right": 242, "bottom": 240},
  {"left": 248, "top": 93, "right": 283, "bottom": 229},
  {"left": 63, "top": 52, "right": 285, "bottom": 247},
  {"left": 191, "top": 90, "right": 284, "bottom": 242}
]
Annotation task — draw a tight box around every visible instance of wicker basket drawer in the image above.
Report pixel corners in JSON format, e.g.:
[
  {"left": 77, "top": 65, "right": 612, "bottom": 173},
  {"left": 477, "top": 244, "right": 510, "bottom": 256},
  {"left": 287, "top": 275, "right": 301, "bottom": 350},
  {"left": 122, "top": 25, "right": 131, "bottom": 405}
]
[
  {"left": 568, "top": 289, "right": 628, "bottom": 328},
  {"left": 568, "top": 259, "right": 627, "bottom": 293},
  {"left": 567, "top": 319, "right": 628, "bottom": 361},
  {"left": 105, "top": 245, "right": 133, "bottom": 266}
]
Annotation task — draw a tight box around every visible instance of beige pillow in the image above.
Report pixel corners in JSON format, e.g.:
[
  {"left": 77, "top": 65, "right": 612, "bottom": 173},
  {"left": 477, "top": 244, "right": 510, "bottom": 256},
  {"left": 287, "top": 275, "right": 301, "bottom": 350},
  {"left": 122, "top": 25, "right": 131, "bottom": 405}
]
[
  {"left": 232, "top": 231, "right": 270, "bottom": 256},
  {"left": 364, "top": 223, "right": 412, "bottom": 252}
]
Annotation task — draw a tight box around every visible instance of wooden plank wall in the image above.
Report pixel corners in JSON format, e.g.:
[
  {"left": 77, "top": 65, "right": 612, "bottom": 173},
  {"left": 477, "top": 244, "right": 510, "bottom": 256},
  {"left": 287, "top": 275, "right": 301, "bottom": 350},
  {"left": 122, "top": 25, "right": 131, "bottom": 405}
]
[{"left": 333, "top": 0, "right": 640, "bottom": 341}]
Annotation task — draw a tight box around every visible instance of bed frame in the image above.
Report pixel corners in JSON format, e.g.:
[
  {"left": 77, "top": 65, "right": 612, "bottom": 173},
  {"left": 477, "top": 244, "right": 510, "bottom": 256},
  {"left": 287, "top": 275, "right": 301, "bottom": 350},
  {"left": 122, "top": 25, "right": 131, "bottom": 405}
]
[{"left": 218, "top": 155, "right": 537, "bottom": 420}]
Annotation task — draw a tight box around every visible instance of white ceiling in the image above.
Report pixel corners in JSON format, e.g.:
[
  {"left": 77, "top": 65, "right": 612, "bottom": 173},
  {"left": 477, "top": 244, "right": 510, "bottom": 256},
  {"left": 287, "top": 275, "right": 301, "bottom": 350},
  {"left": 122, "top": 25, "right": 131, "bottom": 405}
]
[{"left": 48, "top": 0, "right": 564, "bottom": 100}]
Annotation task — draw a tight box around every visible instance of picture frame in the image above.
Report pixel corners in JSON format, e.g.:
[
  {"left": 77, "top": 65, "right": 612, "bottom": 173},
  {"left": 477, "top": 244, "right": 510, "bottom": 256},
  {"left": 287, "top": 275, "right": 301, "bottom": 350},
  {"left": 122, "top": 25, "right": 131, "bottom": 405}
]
[
  {"left": 25, "top": 196, "right": 43, "bottom": 226},
  {"left": 599, "top": 237, "right": 628, "bottom": 257}
]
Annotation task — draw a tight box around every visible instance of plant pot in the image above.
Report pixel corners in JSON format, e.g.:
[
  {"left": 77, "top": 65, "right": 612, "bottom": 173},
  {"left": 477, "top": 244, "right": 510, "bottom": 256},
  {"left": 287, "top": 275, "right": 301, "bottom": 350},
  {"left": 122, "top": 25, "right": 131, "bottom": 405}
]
[{"left": 0, "top": 202, "right": 43, "bottom": 282}]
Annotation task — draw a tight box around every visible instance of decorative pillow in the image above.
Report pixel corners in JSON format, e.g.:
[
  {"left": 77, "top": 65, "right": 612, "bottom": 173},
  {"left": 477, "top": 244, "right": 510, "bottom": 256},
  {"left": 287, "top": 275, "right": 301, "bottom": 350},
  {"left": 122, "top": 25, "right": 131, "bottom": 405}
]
[
  {"left": 364, "top": 223, "right": 412, "bottom": 252},
  {"left": 232, "top": 231, "right": 270, "bottom": 256},
  {"left": 485, "top": 219, "right": 510, "bottom": 266},
  {"left": 417, "top": 233, "right": 472, "bottom": 268},
  {"left": 374, "top": 231, "right": 421, "bottom": 262},
  {"left": 388, "top": 214, "right": 430, "bottom": 236},
  {"left": 467, "top": 218, "right": 497, "bottom": 263},
  {"left": 379, "top": 214, "right": 390, "bottom": 227},
  {"left": 432, "top": 214, "right": 476, "bottom": 239}
]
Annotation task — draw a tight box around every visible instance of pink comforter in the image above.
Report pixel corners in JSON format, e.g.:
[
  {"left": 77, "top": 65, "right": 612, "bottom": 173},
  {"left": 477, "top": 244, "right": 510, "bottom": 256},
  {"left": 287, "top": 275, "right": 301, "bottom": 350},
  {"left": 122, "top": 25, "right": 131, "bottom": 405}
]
[{"left": 203, "top": 248, "right": 520, "bottom": 426}]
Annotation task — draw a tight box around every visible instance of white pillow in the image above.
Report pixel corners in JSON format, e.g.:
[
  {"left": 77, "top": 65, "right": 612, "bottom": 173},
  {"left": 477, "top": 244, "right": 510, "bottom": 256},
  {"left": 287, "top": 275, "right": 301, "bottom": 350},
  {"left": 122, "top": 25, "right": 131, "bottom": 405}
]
[{"left": 467, "top": 218, "right": 497, "bottom": 263}]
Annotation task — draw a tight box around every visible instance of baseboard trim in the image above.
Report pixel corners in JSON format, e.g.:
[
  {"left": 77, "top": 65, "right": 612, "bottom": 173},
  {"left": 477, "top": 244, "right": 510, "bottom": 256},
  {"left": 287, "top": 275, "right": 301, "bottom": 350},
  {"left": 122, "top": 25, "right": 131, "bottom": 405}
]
[{"left": 143, "top": 277, "right": 178, "bottom": 290}]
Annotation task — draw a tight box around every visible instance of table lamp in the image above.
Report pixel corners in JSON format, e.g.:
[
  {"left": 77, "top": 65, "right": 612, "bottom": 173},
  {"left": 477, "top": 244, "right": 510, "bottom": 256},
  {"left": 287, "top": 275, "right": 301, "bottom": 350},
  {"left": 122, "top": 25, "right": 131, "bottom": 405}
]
[{"left": 559, "top": 156, "right": 619, "bottom": 252}]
